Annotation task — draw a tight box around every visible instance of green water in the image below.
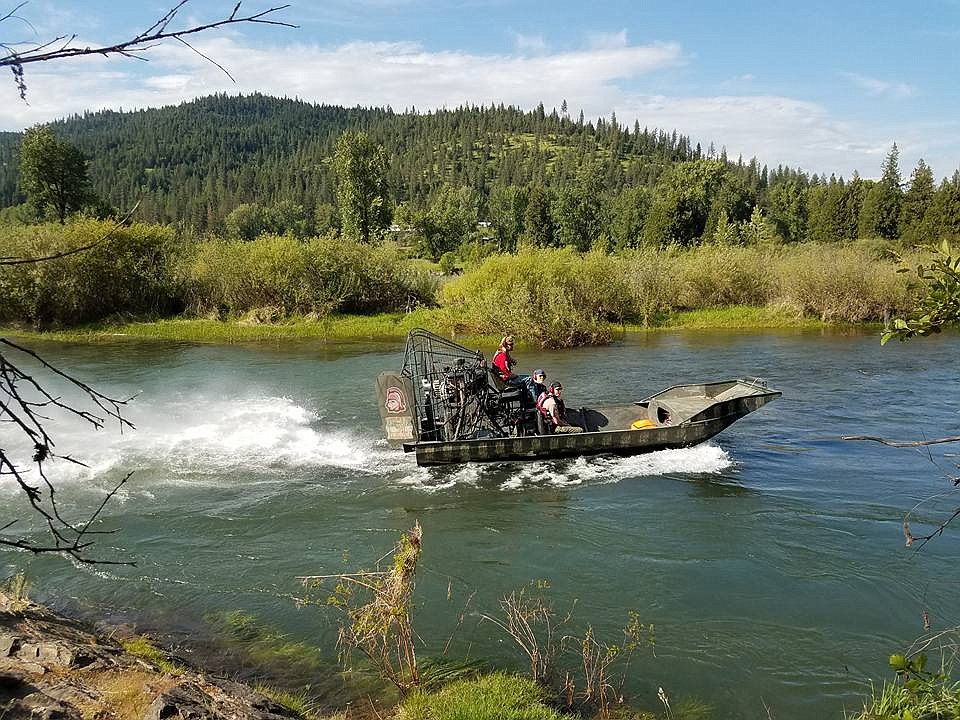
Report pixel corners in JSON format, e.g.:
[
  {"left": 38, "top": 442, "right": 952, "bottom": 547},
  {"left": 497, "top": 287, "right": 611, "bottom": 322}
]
[{"left": 2, "top": 330, "right": 959, "bottom": 718}]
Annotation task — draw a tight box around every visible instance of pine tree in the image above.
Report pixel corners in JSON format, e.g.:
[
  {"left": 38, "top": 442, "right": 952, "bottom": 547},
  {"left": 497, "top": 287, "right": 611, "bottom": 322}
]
[{"left": 900, "top": 159, "right": 934, "bottom": 244}]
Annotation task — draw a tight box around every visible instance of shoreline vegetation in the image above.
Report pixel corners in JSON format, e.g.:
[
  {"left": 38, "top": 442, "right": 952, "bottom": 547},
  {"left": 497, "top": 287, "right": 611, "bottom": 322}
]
[
  {"left": 0, "top": 219, "right": 914, "bottom": 348},
  {"left": 0, "top": 306, "right": 840, "bottom": 346}
]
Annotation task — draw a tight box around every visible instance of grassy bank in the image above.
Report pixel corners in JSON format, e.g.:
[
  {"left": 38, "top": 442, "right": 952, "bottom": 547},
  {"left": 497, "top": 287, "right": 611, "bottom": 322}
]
[{"left": 1, "top": 304, "right": 847, "bottom": 346}]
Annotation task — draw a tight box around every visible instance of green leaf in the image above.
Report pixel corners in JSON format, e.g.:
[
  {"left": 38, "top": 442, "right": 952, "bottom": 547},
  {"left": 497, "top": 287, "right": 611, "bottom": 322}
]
[{"left": 889, "top": 653, "right": 909, "bottom": 671}]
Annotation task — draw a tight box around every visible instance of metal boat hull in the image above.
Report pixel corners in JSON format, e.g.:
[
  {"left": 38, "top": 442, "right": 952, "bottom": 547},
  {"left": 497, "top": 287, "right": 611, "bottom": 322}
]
[{"left": 404, "top": 385, "right": 779, "bottom": 466}]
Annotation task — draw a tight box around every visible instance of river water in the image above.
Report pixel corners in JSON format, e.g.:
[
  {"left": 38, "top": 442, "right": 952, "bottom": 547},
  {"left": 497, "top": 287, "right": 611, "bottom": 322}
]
[{"left": 2, "top": 330, "right": 959, "bottom": 718}]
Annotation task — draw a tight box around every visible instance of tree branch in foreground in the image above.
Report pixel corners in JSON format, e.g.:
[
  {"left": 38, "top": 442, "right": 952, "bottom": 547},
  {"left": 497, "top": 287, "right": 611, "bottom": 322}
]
[
  {"left": 0, "top": 1, "right": 296, "bottom": 99},
  {"left": 1, "top": 339, "right": 136, "bottom": 564},
  {"left": 844, "top": 434, "right": 960, "bottom": 550}
]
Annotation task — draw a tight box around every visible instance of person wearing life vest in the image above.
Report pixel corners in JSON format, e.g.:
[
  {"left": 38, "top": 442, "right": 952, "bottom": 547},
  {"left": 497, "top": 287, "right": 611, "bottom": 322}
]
[{"left": 536, "top": 382, "right": 581, "bottom": 432}]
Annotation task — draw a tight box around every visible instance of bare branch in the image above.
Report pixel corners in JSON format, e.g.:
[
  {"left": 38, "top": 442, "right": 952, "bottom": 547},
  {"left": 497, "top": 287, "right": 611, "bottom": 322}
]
[
  {"left": 847, "top": 433, "right": 960, "bottom": 550},
  {"left": 0, "top": 340, "right": 135, "bottom": 563},
  {"left": 0, "top": 2, "right": 297, "bottom": 97},
  {"left": 842, "top": 434, "right": 960, "bottom": 448}
]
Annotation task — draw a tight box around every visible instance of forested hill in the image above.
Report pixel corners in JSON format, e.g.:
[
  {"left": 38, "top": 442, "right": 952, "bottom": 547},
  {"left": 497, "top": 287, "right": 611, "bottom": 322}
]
[{"left": 0, "top": 93, "right": 731, "bottom": 227}]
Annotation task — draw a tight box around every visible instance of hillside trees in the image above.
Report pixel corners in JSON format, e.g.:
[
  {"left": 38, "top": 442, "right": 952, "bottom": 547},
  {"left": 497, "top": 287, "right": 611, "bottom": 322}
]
[
  {"left": 18, "top": 127, "right": 93, "bottom": 223},
  {"left": 333, "top": 131, "right": 390, "bottom": 243}
]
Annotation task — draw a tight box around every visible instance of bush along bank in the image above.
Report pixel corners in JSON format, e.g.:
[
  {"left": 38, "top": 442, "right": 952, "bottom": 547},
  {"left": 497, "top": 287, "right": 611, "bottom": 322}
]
[{"left": 0, "top": 218, "right": 921, "bottom": 346}]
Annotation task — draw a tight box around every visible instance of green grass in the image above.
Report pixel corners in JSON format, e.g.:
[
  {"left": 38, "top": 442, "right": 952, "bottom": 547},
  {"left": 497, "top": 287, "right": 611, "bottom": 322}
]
[
  {"left": 1, "top": 304, "right": 877, "bottom": 348},
  {"left": 853, "top": 678, "right": 960, "bottom": 719},
  {"left": 121, "top": 636, "right": 186, "bottom": 675},
  {"left": 254, "top": 685, "right": 343, "bottom": 720},
  {"left": 631, "top": 304, "right": 836, "bottom": 331},
  {"left": 399, "top": 673, "right": 563, "bottom": 720},
  {"left": 0, "top": 309, "right": 447, "bottom": 343}
]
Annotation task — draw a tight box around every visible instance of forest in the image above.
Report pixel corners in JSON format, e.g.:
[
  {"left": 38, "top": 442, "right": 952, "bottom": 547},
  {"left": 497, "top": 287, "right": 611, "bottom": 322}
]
[
  {"left": 0, "top": 92, "right": 958, "bottom": 250},
  {"left": 1, "top": 93, "right": 958, "bottom": 348}
]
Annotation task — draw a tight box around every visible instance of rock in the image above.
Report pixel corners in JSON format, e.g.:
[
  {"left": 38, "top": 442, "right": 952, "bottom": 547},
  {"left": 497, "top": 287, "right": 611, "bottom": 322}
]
[
  {"left": 10, "top": 691, "right": 82, "bottom": 720},
  {"left": 0, "top": 633, "right": 19, "bottom": 657},
  {"left": 2, "top": 595, "right": 312, "bottom": 720}
]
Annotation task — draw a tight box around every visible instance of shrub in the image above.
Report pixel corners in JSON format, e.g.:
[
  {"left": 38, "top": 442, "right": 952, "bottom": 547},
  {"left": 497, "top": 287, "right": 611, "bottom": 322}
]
[
  {"left": 181, "top": 236, "right": 437, "bottom": 318},
  {"left": 674, "top": 243, "right": 777, "bottom": 309},
  {"left": 0, "top": 218, "right": 178, "bottom": 327},
  {"left": 399, "top": 673, "right": 562, "bottom": 720},
  {"left": 620, "top": 246, "right": 680, "bottom": 326},
  {"left": 439, "top": 248, "right": 632, "bottom": 348},
  {"left": 774, "top": 244, "right": 913, "bottom": 321}
]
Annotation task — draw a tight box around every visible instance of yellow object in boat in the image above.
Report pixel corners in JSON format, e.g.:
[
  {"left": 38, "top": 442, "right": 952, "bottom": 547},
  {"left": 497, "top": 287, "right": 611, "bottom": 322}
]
[{"left": 631, "top": 418, "right": 656, "bottom": 430}]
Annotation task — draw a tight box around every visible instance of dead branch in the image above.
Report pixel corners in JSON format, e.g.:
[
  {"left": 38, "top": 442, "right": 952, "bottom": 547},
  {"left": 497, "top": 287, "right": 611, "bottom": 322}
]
[
  {"left": 0, "top": 339, "right": 135, "bottom": 564},
  {"left": 0, "top": 1, "right": 296, "bottom": 98},
  {"left": 842, "top": 434, "right": 960, "bottom": 448},
  {"left": 846, "top": 433, "right": 960, "bottom": 550}
]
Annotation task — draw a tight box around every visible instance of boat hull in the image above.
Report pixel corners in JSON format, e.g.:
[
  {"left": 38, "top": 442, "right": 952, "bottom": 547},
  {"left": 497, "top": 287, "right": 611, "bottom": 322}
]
[{"left": 405, "top": 390, "right": 778, "bottom": 466}]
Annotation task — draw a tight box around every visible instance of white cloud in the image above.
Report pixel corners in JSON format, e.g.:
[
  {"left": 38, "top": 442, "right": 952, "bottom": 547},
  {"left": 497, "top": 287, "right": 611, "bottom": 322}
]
[
  {"left": 0, "top": 36, "right": 953, "bottom": 176},
  {"left": 586, "top": 29, "right": 628, "bottom": 50},
  {"left": 841, "top": 72, "right": 915, "bottom": 99},
  {"left": 512, "top": 32, "right": 548, "bottom": 54}
]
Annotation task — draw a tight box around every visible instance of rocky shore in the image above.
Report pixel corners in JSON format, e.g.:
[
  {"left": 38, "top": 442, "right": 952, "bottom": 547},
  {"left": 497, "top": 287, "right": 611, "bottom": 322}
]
[{"left": 0, "top": 590, "right": 302, "bottom": 720}]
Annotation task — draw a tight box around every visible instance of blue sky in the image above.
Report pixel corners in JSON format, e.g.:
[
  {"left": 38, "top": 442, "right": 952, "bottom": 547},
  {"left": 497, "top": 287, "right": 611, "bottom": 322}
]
[{"left": 2, "top": 0, "right": 958, "bottom": 179}]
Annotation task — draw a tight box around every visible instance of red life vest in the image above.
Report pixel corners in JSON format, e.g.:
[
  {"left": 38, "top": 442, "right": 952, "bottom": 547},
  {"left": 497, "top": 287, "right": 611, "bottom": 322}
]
[{"left": 536, "top": 390, "right": 565, "bottom": 421}]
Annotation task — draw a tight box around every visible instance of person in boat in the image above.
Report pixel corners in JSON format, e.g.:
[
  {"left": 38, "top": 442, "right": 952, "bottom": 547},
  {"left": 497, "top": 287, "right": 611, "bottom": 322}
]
[
  {"left": 492, "top": 336, "right": 528, "bottom": 388},
  {"left": 529, "top": 368, "right": 548, "bottom": 404},
  {"left": 536, "top": 382, "right": 583, "bottom": 433}
]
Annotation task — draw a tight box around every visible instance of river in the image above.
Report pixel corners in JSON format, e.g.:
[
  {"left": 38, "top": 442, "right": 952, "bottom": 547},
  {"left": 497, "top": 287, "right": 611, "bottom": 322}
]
[{"left": 2, "top": 329, "right": 958, "bottom": 719}]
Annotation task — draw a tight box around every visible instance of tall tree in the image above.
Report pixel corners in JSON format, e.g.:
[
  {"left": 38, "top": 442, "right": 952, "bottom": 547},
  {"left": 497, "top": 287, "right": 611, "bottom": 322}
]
[
  {"left": 333, "top": 131, "right": 390, "bottom": 243},
  {"left": 900, "top": 159, "right": 935, "bottom": 244},
  {"left": 767, "top": 179, "right": 808, "bottom": 243},
  {"left": 18, "top": 126, "right": 93, "bottom": 223},
  {"left": 642, "top": 160, "right": 726, "bottom": 245},
  {"left": 859, "top": 144, "right": 903, "bottom": 240},
  {"left": 521, "top": 185, "right": 554, "bottom": 247},
  {"left": 412, "top": 184, "right": 478, "bottom": 260}
]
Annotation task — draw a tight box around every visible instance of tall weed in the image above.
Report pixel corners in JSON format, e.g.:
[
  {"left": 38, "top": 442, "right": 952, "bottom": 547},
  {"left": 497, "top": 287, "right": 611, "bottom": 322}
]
[{"left": 774, "top": 244, "right": 913, "bottom": 321}]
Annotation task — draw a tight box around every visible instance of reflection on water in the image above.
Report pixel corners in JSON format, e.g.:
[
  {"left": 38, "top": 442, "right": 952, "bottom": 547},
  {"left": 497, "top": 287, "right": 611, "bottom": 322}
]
[{"left": 2, "top": 330, "right": 959, "bottom": 720}]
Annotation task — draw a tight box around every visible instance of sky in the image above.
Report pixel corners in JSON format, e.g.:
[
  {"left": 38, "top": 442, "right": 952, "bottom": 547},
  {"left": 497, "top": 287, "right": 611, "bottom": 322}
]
[{"left": 1, "top": 0, "right": 958, "bottom": 180}]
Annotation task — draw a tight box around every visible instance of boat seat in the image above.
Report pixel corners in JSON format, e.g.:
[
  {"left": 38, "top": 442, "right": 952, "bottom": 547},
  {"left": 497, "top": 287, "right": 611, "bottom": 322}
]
[{"left": 488, "top": 368, "right": 524, "bottom": 402}]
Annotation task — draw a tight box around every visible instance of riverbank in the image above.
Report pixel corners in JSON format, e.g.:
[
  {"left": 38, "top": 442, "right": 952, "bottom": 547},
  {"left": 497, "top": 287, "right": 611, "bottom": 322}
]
[
  {"left": 0, "top": 305, "right": 841, "bottom": 345},
  {"left": 0, "top": 587, "right": 347, "bottom": 720}
]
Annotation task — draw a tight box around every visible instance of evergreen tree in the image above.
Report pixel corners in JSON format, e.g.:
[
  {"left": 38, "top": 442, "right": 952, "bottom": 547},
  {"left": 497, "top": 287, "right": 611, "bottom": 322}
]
[
  {"left": 859, "top": 144, "right": 902, "bottom": 239},
  {"left": 521, "top": 186, "right": 554, "bottom": 246},
  {"left": 767, "top": 179, "right": 807, "bottom": 242},
  {"left": 900, "top": 159, "right": 935, "bottom": 244}
]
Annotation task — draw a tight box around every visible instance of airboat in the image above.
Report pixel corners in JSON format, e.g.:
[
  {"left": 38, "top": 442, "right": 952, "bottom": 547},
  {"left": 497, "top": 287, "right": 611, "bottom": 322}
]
[{"left": 377, "top": 329, "right": 780, "bottom": 466}]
